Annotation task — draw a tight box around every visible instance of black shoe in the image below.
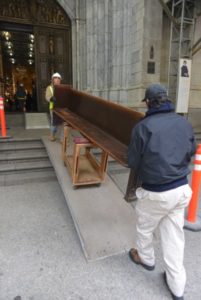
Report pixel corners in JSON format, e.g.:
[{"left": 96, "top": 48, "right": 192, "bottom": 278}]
[
  {"left": 129, "top": 248, "right": 155, "bottom": 271},
  {"left": 163, "top": 272, "right": 184, "bottom": 300}
]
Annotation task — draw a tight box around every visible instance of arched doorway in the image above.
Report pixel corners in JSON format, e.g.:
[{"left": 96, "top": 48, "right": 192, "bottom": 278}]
[{"left": 0, "top": 0, "right": 72, "bottom": 112}]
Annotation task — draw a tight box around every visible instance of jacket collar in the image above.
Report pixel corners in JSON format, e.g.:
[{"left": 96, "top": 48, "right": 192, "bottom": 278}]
[{"left": 145, "top": 102, "right": 175, "bottom": 117}]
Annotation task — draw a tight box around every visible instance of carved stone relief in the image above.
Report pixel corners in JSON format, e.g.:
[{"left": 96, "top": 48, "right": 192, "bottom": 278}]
[
  {"left": 0, "top": 0, "right": 70, "bottom": 26},
  {"left": 39, "top": 35, "right": 47, "bottom": 54},
  {"left": 49, "top": 36, "right": 54, "bottom": 54},
  {"left": 56, "top": 37, "right": 63, "bottom": 56},
  {"left": 0, "top": 0, "right": 29, "bottom": 19}
]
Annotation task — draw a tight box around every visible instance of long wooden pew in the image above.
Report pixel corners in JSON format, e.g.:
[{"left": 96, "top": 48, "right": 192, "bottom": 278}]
[{"left": 54, "top": 85, "right": 144, "bottom": 199}]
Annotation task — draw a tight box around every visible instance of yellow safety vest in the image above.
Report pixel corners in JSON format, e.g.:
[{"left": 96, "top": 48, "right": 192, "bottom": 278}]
[{"left": 49, "top": 86, "right": 54, "bottom": 110}]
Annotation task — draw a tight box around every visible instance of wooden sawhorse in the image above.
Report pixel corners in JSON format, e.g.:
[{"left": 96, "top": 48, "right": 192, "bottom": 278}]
[{"left": 62, "top": 123, "right": 108, "bottom": 186}]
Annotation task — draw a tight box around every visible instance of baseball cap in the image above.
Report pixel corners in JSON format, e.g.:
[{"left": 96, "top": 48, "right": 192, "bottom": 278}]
[
  {"left": 52, "top": 72, "right": 62, "bottom": 79},
  {"left": 142, "top": 84, "right": 167, "bottom": 102}
]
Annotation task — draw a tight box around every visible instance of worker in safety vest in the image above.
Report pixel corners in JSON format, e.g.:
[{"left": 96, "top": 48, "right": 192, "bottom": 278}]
[{"left": 45, "top": 72, "right": 62, "bottom": 141}]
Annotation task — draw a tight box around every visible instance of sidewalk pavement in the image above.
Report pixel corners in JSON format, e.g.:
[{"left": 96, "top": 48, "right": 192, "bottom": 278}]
[{"left": 0, "top": 112, "right": 201, "bottom": 300}]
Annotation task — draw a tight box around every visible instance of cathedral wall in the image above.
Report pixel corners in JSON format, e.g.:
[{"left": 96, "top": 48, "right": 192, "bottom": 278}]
[
  {"left": 58, "top": 0, "right": 201, "bottom": 109},
  {"left": 190, "top": 1, "right": 201, "bottom": 108},
  {"left": 84, "top": 0, "right": 145, "bottom": 106},
  {"left": 58, "top": 0, "right": 162, "bottom": 107}
]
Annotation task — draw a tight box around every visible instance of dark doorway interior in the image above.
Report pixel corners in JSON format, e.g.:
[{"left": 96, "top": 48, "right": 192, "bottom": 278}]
[
  {"left": 0, "top": 22, "right": 37, "bottom": 112},
  {"left": 0, "top": 1, "right": 72, "bottom": 113}
]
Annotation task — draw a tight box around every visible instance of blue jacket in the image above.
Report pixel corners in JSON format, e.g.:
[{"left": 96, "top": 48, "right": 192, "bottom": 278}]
[{"left": 127, "top": 103, "right": 196, "bottom": 191}]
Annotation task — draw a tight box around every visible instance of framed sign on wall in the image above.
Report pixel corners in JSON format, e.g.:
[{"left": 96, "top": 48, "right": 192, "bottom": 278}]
[{"left": 176, "top": 59, "right": 191, "bottom": 114}]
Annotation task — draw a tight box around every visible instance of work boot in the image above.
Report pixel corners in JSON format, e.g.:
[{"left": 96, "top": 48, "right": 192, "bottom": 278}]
[
  {"left": 49, "top": 135, "right": 56, "bottom": 142},
  {"left": 129, "top": 248, "right": 155, "bottom": 271},
  {"left": 163, "top": 272, "right": 184, "bottom": 300}
]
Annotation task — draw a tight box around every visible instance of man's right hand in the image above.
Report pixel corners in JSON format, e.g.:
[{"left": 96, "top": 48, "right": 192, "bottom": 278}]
[{"left": 50, "top": 96, "right": 56, "bottom": 103}]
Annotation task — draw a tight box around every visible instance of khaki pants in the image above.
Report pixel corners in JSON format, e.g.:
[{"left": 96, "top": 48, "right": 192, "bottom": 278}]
[{"left": 135, "top": 184, "right": 192, "bottom": 297}]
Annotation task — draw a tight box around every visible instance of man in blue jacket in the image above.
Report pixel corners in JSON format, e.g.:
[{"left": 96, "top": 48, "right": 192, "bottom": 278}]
[{"left": 128, "top": 84, "right": 196, "bottom": 300}]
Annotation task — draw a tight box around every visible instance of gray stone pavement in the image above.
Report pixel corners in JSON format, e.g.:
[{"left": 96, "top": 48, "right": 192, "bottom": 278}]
[{"left": 0, "top": 111, "right": 201, "bottom": 300}]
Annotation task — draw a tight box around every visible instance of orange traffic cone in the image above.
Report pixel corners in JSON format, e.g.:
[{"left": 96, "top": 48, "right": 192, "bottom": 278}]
[
  {"left": 0, "top": 96, "right": 7, "bottom": 138},
  {"left": 184, "top": 144, "right": 201, "bottom": 231}
]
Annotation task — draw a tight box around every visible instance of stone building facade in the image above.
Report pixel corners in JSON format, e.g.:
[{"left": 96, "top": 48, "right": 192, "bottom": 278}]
[
  {"left": 1, "top": 0, "right": 200, "bottom": 109},
  {"left": 57, "top": 0, "right": 201, "bottom": 109}
]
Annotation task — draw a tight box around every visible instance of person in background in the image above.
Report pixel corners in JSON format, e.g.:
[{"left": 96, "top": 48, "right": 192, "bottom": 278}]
[
  {"left": 31, "top": 80, "right": 38, "bottom": 111},
  {"left": 45, "top": 72, "right": 62, "bottom": 141},
  {"left": 127, "top": 84, "right": 196, "bottom": 300},
  {"left": 181, "top": 60, "right": 189, "bottom": 77},
  {"left": 26, "top": 91, "right": 32, "bottom": 112},
  {"left": 15, "top": 83, "right": 27, "bottom": 112}
]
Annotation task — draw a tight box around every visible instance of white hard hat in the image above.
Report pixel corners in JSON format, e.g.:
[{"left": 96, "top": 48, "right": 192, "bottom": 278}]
[{"left": 52, "top": 72, "right": 62, "bottom": 79}]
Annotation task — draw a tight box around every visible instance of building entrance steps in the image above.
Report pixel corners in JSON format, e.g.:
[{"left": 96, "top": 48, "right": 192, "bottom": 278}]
[{"left": 43, "top": 137, "right": 136, "bottom": 261}]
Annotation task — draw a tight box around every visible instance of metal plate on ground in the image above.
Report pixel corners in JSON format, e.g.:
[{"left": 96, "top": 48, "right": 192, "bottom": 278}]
[{"left": 25, "top": 113, "right": 50, "bottom": 129}]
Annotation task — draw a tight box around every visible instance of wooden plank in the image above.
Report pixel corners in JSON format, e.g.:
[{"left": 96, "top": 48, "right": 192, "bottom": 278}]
[
  {"left": 54, "top": 108, "right": 128, "bottom": 166},
  {"left": 54, "top": 85, "right": 144, "bottom": 146},
  {"left": 54, "top": 85, "right": 144, "bottom": 198}
]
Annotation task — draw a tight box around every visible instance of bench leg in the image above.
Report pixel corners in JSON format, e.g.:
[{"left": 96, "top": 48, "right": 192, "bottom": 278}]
[
  {"left": 72, "top": 144, "right": 81, "bottom": 185},
  {"left": 124, "top": 169, "right": 140, "bottom": 202},
  {"left": 62, "top": 123, "right": 71, "bottom": 161},
  {"left": 99, "top": 151, "right": 108, "bottom": 180}
]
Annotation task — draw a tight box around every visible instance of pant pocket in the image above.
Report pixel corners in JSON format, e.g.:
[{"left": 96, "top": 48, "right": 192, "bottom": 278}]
[
  {"left": 181, "top": 184, "right": 192, "bottom": 206},
  {"left": 136, "top": 187, "right": 149, "bottom": 199}
]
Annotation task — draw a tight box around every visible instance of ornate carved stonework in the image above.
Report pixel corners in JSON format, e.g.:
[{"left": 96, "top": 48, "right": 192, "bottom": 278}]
[
  {"left": 0, "top": 0, "right": 70, "bottom": 27},
  {"left": 0, "top": 0, "right": 29, "bottom": 19}
]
